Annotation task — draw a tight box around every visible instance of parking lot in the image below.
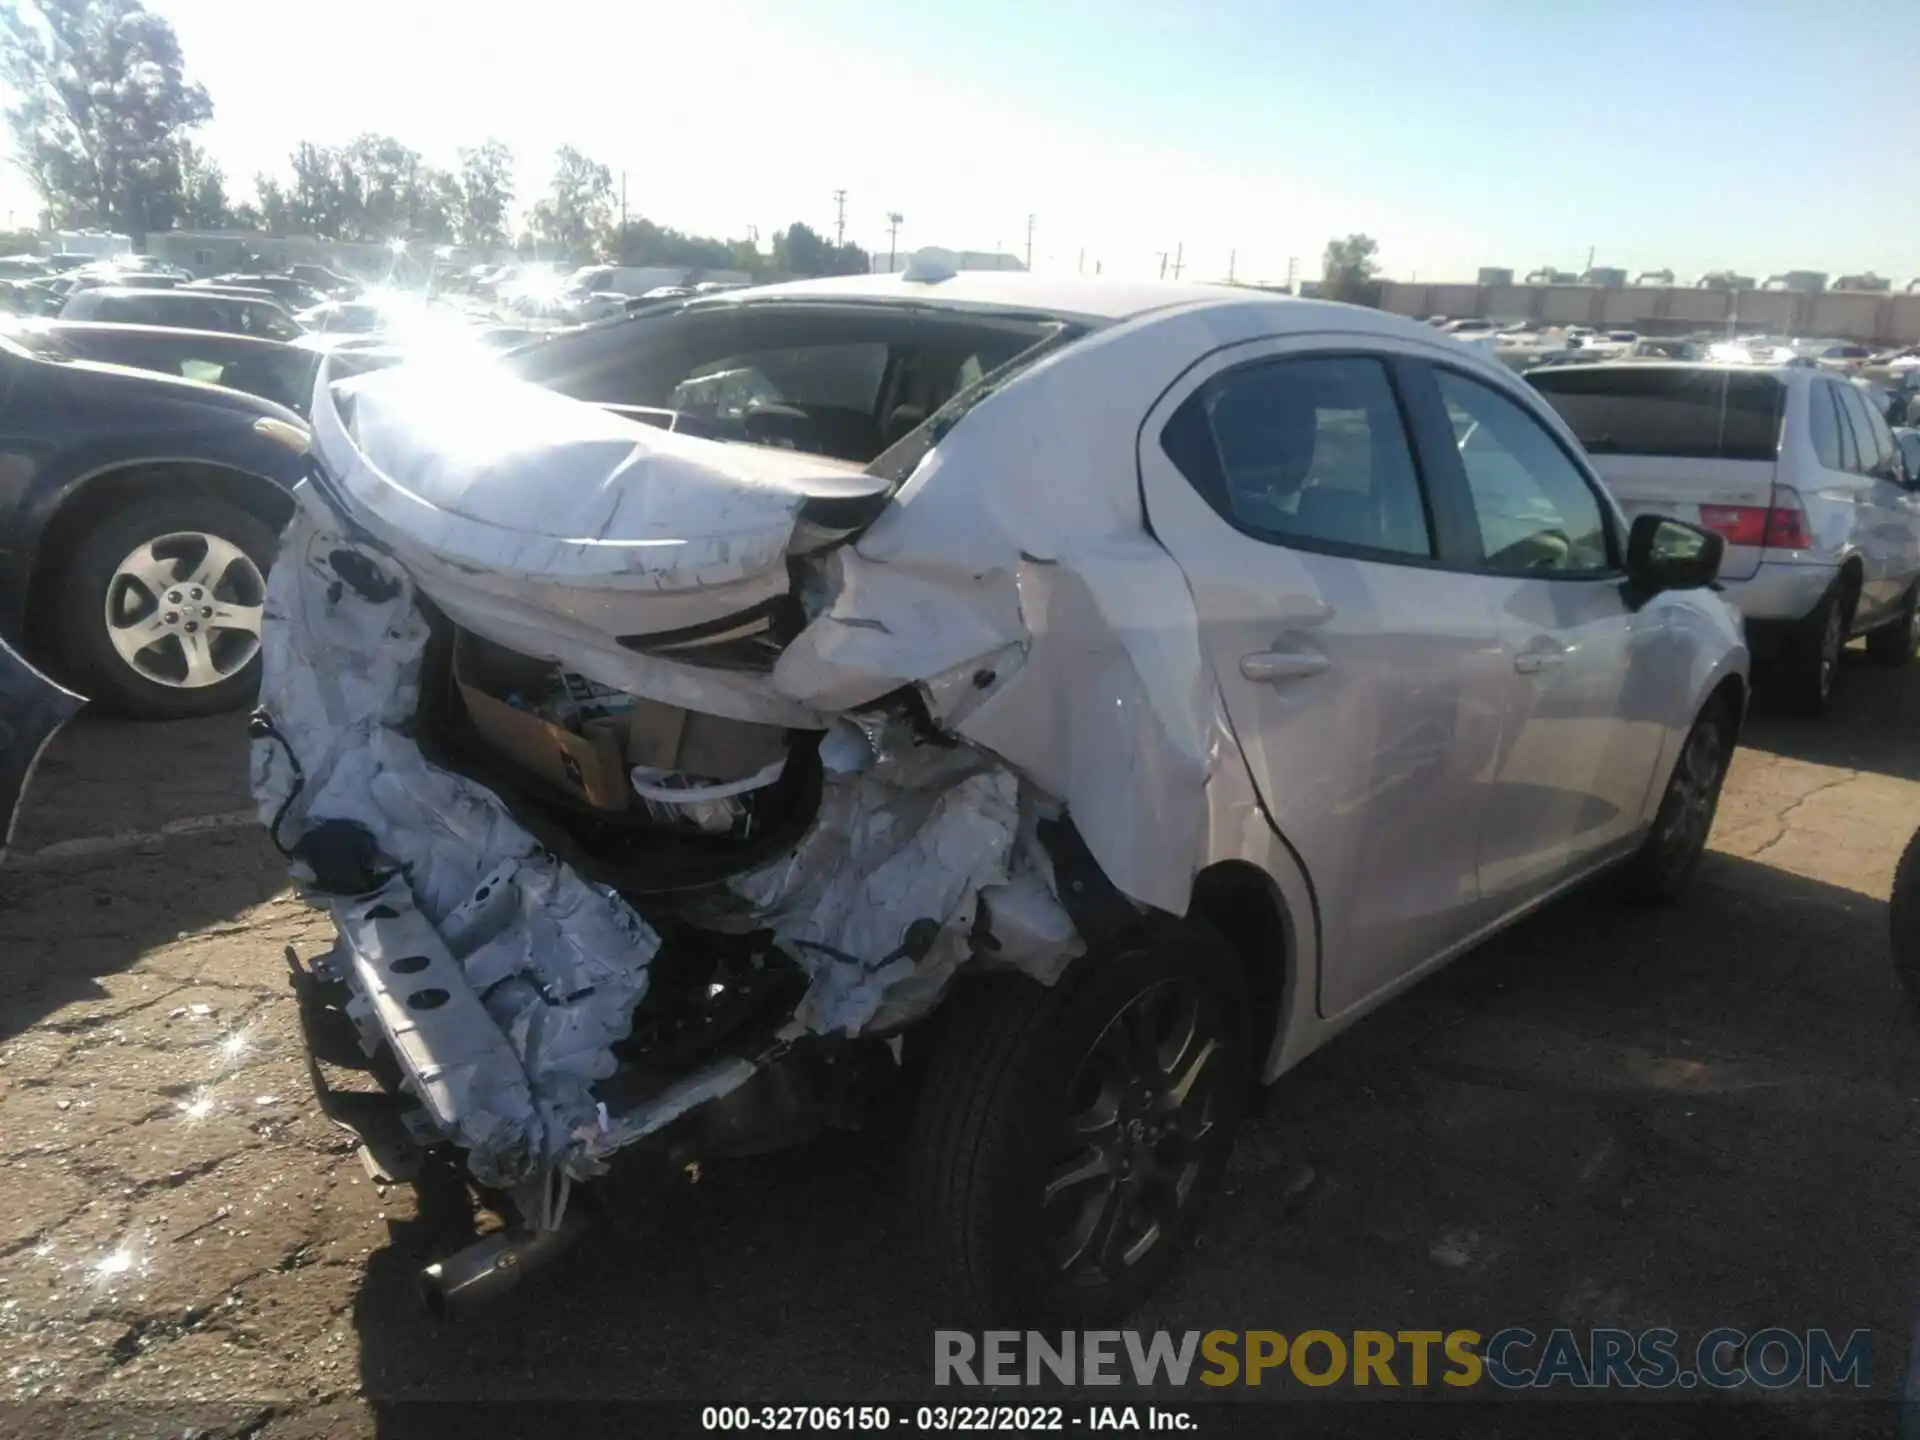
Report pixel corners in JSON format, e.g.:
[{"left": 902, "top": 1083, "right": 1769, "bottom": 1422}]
[{"left": 1, "top": 653, "right": 1917, "bottom": 1435}]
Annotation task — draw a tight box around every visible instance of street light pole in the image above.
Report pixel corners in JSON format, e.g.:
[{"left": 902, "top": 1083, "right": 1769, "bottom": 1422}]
[{"left": 886, "top": 212, "right": 903, "bottom": 273}]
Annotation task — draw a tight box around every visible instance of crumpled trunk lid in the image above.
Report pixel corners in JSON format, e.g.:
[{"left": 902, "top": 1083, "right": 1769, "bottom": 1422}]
[{"left": 308, "top": 363, "right": 891, "bottom": 725}]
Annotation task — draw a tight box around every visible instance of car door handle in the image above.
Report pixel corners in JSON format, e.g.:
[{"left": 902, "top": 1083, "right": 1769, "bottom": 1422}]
[
  {"left": 1241, "top": 651, "right": 1329, "bottom": 683},
  {"left": 1513, "top": 651, "right": 1566, "bottom": 674}
]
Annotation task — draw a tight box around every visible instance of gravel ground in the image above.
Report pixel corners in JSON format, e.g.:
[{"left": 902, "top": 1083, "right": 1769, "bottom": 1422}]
[{"left": 2, "top": 654, "right": 1917, "bottom": 1438}]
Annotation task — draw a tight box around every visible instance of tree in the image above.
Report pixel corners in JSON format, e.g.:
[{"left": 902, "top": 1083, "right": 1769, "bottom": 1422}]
[
  {"left": 249, "top": 172, "right": 289, "bottom": 232},
  {"left": 454, "top": 138, "right": 513, "bottom": 250},
  {"left": 285, "top": 140, "right": 355, "bottom": 237},
  {"left": 613, "top": 216, "right": 733, "bottom": 271},
  {"left": 1321, "top": 233, "right": 1381, "bottom": 305},
  {"left": 771, "top": 221, "right": 869, "bottom": 278},
  {"left": 346, "top": 132, "right": 455, "bottom": 243},
  {"left": 528, "top": 145, "right": 613, "bottom": 257},
  {"left": 1, "top": 0, "right": 214, "bottom": 238},
  {"left": 175, "top": 136, "right": 227, "bottom": 228}
]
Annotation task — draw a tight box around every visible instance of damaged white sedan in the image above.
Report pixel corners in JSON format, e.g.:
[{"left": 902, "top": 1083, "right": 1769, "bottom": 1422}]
[{"left": 241, "top": 265, "right": 1749, "bottom": 1322}]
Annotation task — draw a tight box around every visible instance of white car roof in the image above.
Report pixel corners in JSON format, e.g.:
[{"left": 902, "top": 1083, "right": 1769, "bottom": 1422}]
[{"left": 712, "top": 270, "right": 1261, "bottom": 324}]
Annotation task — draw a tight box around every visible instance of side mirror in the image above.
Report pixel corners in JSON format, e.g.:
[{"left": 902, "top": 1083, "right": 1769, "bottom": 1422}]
[{"left": 1624, "top": 514, "right": 1724, "bottom": 608}]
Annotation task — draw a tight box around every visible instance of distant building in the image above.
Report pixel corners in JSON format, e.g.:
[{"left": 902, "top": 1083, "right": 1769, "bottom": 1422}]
[
  {"left": 1761, "top": 270, "right": 1827, "bottom": 293},
  {"left": 1580, "top": 267, "right": 1628, "bottom": 289},
  {"left": 1476, "top": 267, "right": 1514, "bottom": 286},
  {"left": 54, "top": 229, "right": 132, "bottom": 259},
  {"left": 149, "top": 229, "right": 400, "bottom": 279}
]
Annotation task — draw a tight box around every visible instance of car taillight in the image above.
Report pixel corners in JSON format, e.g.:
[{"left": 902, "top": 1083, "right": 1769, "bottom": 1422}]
[
  {"left": 1697, "top": 505, "right": 1768, "bottom": 547},
  {"left": 1696, "top": 491, "right": 1812, "bottom": 551},
  {"left": 1762, "top": 486, "right": 1812, "bottom": 550}
]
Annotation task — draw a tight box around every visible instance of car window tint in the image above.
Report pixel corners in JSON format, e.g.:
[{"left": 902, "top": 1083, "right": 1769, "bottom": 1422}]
[
  {"left": 1858, "top": 391, "right": 1899, "bottom": 475},
  {"left": 1160, "top": 355, "right": 1432, "bottom": 559},
  {"left": 1829, "top": 382, "right": 1862, "bottom": 471},
  {"left": 1835, "top": 383, "right": 1878, "bottom": 474},
  {"left": 1808, "top": 382, "right": 1843, "bottom": 470},
  {"left": 1527, "top": 366, "right": 1784, "bottom": 460},
  {"left": 1435, "top": 368, "right": 1613, "bottom": 575},
  {"left": 1900, "top": 432, "right": 1920, "bottom": 480},
  {"left": 675, "top": 342, "right": 888, "bottom": 415}
]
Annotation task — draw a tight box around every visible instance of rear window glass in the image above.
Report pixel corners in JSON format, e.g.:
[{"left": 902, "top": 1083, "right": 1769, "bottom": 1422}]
[{"left": 1527, "top": 368, "right": 1785, "bottom": 462}]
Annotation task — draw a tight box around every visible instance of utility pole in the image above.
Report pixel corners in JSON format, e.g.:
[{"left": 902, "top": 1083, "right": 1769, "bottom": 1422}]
[
  {"left": 832, "top": 189, "right": 847, "bottom": 247},
  {"left": 1228, "top": 249, "right": 1236, "bottom": 284},
  {"left": 1077, "top": 247, "right": 1084, "bottom": 275},
  {"left": 1286, "top": 255, "right": 1299, "bottom": 292},
  {"left": 1585, "top": 244, "right": 1595, "bottom": 272},
  {"left": 620, "top": 172, "right": 627, "bottom": 233},
  {"left": 1157, "top": 250, "right": 1168, "bottom": 280},
  {"left": 1024, "top": 213, "right": 1036, "bottom": 271},
  {"left": 886, "top": 212, "right": 903, "bottom": 273},
  {"left": 1171, "top": 242, "right": 1183, "bottom": 280}
]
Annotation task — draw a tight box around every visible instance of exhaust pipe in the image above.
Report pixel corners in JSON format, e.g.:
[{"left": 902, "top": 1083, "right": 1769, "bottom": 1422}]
[{"left": 420, "top": 1207, "right": 589, "bottom": 1318}]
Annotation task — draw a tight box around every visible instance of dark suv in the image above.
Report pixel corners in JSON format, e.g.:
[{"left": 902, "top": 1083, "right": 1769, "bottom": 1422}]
[{"left": 0, "top": 328, "right": 312, "bottom": 718}]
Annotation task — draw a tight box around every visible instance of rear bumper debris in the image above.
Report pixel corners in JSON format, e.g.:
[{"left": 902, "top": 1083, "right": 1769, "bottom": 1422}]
[{"left": 0, "top": 636, "right": 84, "bottom": 868}]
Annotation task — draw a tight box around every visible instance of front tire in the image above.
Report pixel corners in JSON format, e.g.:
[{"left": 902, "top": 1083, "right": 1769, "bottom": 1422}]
[
  {"left": 907, "top": 919, "right": 1250, "bottom": 1324},
  {"left": 48, "top": 490, "right": 277, "bottom": 720},
  {"left": 1623, "top": 696, "right": 1736, "bottom": 904}
]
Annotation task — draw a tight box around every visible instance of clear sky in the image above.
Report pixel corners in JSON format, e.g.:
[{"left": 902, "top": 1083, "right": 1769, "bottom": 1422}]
[{"left": 4, "top": 0, "right": 1915, "bottom": 285}]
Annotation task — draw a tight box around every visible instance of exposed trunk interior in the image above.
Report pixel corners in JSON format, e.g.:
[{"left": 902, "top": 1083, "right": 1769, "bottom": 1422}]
[{"left": 411, "top": 604, "right": 827, "bottom": 897}]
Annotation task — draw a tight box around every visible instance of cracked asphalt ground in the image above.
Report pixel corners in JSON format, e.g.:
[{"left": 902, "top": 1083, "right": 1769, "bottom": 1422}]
[{"left": 1, "top": 654, "right": 1917, "bottom": 1439}]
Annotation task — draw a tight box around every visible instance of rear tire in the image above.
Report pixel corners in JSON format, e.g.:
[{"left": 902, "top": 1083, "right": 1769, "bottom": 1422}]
[
  {"left": 48, "top": 490, "right": 277, "bottom": 720},
  {"left": 1865, "top": 586, "right": 1920, "bottom": 669},
  {"left": 907, "top": 918, "right": 1249, "bottom": 1324},
  {"left": 1769, "top": 588, "right": 1845, "bottom": 717},
  {"left": 1894, "top": 828, "right": 1920, "bottom": 1019},
  {"left": 1622, "top": 696, "right": 1736, "bottom": 904}
]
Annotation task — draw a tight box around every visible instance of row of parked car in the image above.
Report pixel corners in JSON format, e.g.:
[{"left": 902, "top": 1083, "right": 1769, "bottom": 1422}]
[
  {"left": 0, "top": 249, "right": 557, "bottom": 717},
  {"left": 3, "top": 268, "right": 1917, "bottom": 727},
  {"left": 5, "top": 261, "right": 1919, "bottom": 1323}
]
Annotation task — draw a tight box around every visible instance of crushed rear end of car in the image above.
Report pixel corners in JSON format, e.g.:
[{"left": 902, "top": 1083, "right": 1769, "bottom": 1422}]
[{"left": 250, "top": 355, "right": 1216, "bottom": 1310}]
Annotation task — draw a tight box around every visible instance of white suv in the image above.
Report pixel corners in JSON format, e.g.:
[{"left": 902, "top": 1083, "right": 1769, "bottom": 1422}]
[{"left": 1531, "top": 361, "right": 1920, "bottom": 713}]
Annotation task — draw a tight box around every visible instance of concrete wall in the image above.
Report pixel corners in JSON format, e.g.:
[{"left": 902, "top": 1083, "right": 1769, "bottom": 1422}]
[
  {"left": 1540, "top": 286, "right": 1597, "bottom": 325},
  {"left": 1380, "top": 279, "right": 1920, "bottom": 344}
]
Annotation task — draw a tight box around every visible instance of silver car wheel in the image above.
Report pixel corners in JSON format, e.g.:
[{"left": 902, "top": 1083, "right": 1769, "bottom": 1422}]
[{"left": 103, "top": 531, "right": 266, "bottom": 690}]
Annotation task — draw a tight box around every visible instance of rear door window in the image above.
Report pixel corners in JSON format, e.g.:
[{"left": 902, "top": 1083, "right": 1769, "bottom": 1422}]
[
  {"left": 1527, "top": 367, "right": 1785, "bottom": 461},
  {"left": 1855, "top": 388, "right": 1900, "bottom": 476},
  {"left": 1828, "top": 381, "right": 1862, "bottom": 471},
  {"left": 1159, "top": 354, "right": 1434, "bottom": 560},
  {"left": 1808, "top": 382, "right": 1844, "bottom": 470},
  {"left": 1835, "top": 383, "right": 1880, "bottom": 475}
]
